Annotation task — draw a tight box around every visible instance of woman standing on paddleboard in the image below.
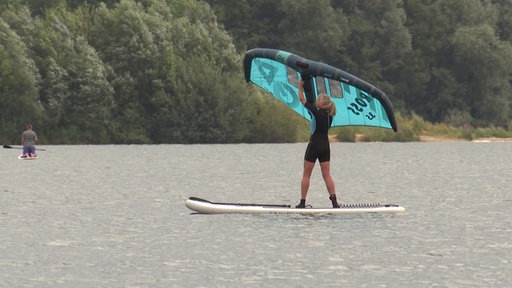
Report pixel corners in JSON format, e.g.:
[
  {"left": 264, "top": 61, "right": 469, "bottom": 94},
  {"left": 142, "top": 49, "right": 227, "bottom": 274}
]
[
  {"left": 21, "top": 124, "right": 38, "bottom": 158},
  {"left": 296, "top": 78, "right": 340, "bottom": 208}
]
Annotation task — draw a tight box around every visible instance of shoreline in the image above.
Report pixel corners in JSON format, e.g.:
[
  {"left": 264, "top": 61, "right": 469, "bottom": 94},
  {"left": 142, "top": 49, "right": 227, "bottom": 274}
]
[
  {"left": 420, "top": 136, "right": 512, "bottom": 142},
  {"left": 329, "top": 135, "right": 512, "bottom": 143}
]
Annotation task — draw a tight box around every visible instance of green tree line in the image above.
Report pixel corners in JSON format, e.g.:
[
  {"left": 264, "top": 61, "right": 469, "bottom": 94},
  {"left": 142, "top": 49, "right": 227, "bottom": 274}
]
[
  {"left": 1, "top": 0, "right": 299, "bottom": 144},
  {"left": 208, "top": 0, "right": 512, "bottom": 127},
  {"left": 1, "top": 0, "right": 512, "bottom": 144}
]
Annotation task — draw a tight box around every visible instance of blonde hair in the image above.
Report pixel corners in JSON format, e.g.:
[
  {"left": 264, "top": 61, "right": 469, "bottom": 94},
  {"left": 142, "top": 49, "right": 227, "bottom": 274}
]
[{"left": 317, "top": 94, "right": 336, "bottom": 116}]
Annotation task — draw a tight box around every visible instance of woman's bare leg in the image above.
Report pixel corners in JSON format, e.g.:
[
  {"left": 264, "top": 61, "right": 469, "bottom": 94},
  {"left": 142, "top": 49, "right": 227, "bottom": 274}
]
[
  {"left": 301, "top": 160, "right": 315, "bottom": 200},
  {"left": 319, "top": 161, "right": 335, "bottom": 196},
  {"left": 320, "top": 161, "right": 339, "bottom": 207}
]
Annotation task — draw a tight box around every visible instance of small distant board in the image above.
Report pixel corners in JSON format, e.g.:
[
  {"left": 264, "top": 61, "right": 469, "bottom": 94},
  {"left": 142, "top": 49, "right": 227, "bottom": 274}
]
[
  {"left": 18, "top": 154, "right": 38, "bottom": 160},
  {"left": 185, "top": 197, "right": 405, "bottom": 215}
]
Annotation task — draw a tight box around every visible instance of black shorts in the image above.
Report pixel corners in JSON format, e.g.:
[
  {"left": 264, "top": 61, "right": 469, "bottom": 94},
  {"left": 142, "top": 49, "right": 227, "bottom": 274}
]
[{"left": 304, "top": 137, "right": 330, "bottom": 163}]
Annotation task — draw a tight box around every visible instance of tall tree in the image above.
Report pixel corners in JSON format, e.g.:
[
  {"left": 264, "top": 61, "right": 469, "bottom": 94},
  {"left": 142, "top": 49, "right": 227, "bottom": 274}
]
[
  {"left": 29, "top": 6, "right": 115, "bottom": 143},
  {"left": 0, "top": 14, "right": 41, "bottom": 143},
  {"left": 451, "top": 24, "right": 512, "bottom": 126},
  {"left": 87, "top": 0, "right": 160, "bottom": 143},
  {"left": 206, "top": 0, "right": 287, "bottom": 51},
  {"left": 493, "top": 0, "right": 512, "bottom": 41},
  {"left": 276, "top": 0, "right": 347, "bottom": 63},
  {"left": 148, "top": 0, "right": 270, "bottom": 143},
  {"left": 339, "top": 0, "right": 412, "bottom": 94}
]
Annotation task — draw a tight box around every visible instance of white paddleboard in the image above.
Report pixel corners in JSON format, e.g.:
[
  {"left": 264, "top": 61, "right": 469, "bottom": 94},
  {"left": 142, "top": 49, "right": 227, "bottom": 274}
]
[
  {"left": 185, "top": 197, "right": 405, "bottom": 215},
  {"left": 18, "top": 154, "right": 38, "bottom": 160}
]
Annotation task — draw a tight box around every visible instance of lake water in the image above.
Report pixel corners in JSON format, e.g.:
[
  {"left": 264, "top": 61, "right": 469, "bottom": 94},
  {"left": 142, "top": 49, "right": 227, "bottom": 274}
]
[{"left": 1, "top": 143, "right": 511, "bottom": 287}]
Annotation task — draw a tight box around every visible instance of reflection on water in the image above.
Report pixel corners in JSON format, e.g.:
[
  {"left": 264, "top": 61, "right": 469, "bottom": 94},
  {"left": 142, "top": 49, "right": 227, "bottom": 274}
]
[{"left": 1, "top": 143, "right": 511, "bottom": 287}]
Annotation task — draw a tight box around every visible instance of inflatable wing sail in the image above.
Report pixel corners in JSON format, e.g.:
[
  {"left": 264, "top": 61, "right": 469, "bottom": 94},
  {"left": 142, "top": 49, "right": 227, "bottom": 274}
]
[{"left": 243, "top": 48, "right": 397, "bottom": 132}]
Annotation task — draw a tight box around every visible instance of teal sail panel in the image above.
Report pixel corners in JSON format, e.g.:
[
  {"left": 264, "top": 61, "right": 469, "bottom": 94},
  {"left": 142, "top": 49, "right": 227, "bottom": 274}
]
[{"left": 243, "top": 48, "right": 398, "bottom": 132}]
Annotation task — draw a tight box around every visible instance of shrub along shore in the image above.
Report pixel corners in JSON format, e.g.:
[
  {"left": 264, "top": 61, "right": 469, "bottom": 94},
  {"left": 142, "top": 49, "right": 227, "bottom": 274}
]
[{"left": 332, "top": 114, "right": 512, "bottom": 142}]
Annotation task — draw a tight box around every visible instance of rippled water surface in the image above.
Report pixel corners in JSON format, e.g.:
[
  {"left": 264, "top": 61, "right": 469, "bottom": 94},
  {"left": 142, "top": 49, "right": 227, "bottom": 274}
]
[{"left": 1, "top": 143, "right": 511, "bottom": 287}]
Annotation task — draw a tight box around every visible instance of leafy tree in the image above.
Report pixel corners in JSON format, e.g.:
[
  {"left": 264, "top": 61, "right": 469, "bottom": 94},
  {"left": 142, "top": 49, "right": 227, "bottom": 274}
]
[
  {"left": 149, "top": 0, "right": 273, "bottom": 143},
  {"left": 20, "top": 0, "right": 66, "bottom": 16},
  {"left": 87, "top": 0, "right": 160, "bottom": 143},
  {"left": 339, "top": 0, "right": 412, "bottom": 93},
  {"left": 400, "top": 0, "right": 502, "bottom": 124},
  {"left": 437, "top": 0, "right": 511, "bottom": 127},
  {"left": 493, "top": 0, "right": 512, "bottom": 41},
  {"left": 243, "top": 91, "right": 304, "bottom": 143},
  {"left": 206, "top": 0, "right": 286, "bottom": 51},
  {"left": 400, "top": 1, "right": 456, "bottom": 121},
  {"left": 0, "top": 15, "right": 41, "bottom": 143},
  {"left": 86, "top": 0, "right": 274, "bottom": 143},
  {"left": 159, "top": 56, "right": 246, "bottom": 143},
  {"left": 275, "top": 0, "right": 347, "bottom": 63},
  {"left": 451, "top": 24, "right": 512, "bottom": 126},
  {"left": 29, "top": 6, "right": 115, "bottom": 143}
]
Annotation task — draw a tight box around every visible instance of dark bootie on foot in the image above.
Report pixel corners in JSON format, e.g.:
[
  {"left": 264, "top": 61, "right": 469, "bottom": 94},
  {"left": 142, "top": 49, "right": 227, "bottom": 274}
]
[
  {"left": 296, "top": 199, "right": 306, "bottom": 208},
  {"left": 329, "top": 194, "right": 340, "bottom": 208}
]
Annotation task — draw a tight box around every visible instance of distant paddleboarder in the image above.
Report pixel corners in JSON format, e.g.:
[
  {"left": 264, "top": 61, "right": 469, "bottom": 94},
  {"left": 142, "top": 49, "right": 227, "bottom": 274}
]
[{"left": 21, "top": 124, "right": 38, "bottom": 158}]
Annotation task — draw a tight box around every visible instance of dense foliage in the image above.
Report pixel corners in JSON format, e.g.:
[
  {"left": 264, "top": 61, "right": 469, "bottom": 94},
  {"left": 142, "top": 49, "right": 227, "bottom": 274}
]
[
  {"left": 209, "top": 0, "right": 512, "bottom": 126},
  {"left": 1, "top": 0, "right": 512, "bottom": 144},
  {"left": 1, "top": 0, "right": 300, "bottom": 143}
]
